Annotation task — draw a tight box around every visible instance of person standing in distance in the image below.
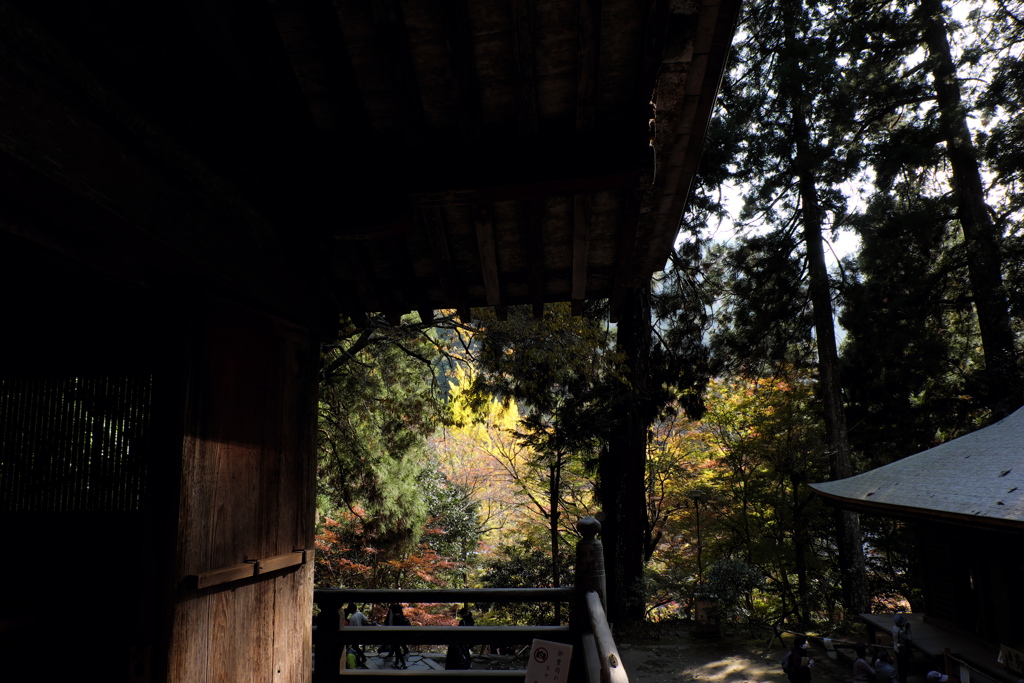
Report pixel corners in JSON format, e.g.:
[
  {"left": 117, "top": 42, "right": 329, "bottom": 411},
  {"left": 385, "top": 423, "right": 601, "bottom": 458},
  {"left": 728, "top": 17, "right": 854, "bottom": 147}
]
[{"left": 786, "top": 636, "right": 813, "bottom": 683}]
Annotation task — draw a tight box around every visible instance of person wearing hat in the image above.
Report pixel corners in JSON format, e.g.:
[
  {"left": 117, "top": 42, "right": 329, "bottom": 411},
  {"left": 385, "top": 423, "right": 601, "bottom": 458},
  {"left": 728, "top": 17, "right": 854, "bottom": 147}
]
[
  {"left": 927, "top": 672, "right": 949, "bottom": 683},
  {"left": 785, "top": 636, "right": 813, "bottom": 683},
  {"left": 893, "top": 614, "right": 912, "bottom": 683}
]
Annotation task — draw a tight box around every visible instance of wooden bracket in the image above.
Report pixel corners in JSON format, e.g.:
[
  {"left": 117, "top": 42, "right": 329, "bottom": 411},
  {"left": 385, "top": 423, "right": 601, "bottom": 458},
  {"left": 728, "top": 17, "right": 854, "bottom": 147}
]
[{"left": 192, "top": 550, "right": 310, "bottom": 589}]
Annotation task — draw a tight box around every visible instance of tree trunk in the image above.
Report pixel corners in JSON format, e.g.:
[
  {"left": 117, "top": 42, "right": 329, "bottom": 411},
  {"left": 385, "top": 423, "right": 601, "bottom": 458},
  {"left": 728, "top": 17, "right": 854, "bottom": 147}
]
[
  {"left": 550, "top": 461, "right": 560, "bottom": 588},
  {"left": 550, "top": 459, "right": 562, "bottom": 623},
  {"left": 783, "top": 0, "right": 870, "bottom": 615},
  {"left": 600, "top": 283, "right": 651, "bottom": 624},
  {"left": 799, "top": 165, "right": 870, "bottom": 615},
  {"left": 919, "top": 0, "right": 1022, "bottom": 419},
  {"left": 792, "top": 479, "right": 810, "bottom": 625}
]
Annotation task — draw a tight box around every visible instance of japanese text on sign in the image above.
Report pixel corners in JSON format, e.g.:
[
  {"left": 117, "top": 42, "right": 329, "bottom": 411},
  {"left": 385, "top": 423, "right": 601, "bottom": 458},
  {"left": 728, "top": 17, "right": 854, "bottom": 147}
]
[{"left": 526, "top": 639, "right": 574, "bottom": 683}]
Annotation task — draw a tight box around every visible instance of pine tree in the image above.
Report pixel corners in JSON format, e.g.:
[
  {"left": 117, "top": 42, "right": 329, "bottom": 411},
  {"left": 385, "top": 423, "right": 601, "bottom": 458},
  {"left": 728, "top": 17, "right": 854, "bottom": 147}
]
[{"left": 715, "top": 0, "right": 870, "bottom": 616}]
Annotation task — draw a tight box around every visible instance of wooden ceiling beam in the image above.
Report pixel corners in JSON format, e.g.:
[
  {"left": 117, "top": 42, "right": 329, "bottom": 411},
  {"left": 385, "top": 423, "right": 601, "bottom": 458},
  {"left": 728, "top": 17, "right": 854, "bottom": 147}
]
[
  {"left": 571, "top": 0, "right": 601, "bottom": 314},
  {"left": 411, "top": 169, "right": 635, "bottom": 207},
  {"left": 390, "top": 239, "right": 438, "bottom": 319},
  {"left": 575, "top": 0, "right": 601, "bottom": 134},
  {"left": 608, "top": 0, "right": 673, "bottom": 319},
  {"left": 337, "top": 243, "right": 385, "bottom": 314},
  {"left": 524, "top": 199, "right": 546, "bottom": 316},
  {"left": 338, "top": 237, "right": 428, "bottom": 322},
  {"left": 571, "top": 195, "right": 591, "bottom": 316},
  {"left": 370, "top": 0, "right": 427, "bottom": 143},
  {"left": 608, "top": 188, "right": 643, "bottom": 322},
  {"left": 637, "top": 0, "right": 741, "bottom": 278},
  {"left": 636, "top": 0, "right": 673, "bottom": 148},
  {"left": 510, "top": 0, "right": 540, "bottom": 137},
  {"left": 420, "top": 206, "right": 469, "bottom": 315},
  {"left": 0, "top": 8, "right": 319, "bottom": 322},
  {"left": 474, "top": 204, "right": 502, "bottom": 306},
  {"left": 441, "top": 0, "right": 482, "bottom": 144},
  {"left": 266, "top": 0, "right": 370, "bottom": 134}
]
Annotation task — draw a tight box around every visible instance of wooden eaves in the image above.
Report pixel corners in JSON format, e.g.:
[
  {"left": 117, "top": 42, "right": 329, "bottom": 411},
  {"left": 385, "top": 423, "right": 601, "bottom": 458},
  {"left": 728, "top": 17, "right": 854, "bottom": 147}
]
[{"left": 0, "top": 0, "right": 741, "bottom": 327}]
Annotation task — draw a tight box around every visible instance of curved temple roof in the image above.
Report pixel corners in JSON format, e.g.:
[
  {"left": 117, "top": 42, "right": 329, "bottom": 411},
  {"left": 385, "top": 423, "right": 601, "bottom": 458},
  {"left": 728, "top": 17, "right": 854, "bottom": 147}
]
[{"left": 810, "top": 408, "right": 1024, "bottom": 530}]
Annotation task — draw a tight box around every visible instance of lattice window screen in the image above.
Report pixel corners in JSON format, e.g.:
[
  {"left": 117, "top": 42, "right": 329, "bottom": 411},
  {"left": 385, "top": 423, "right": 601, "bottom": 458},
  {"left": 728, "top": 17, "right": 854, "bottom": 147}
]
[{"left": 0, "top": 376, "right": 152, "bottom": 512}]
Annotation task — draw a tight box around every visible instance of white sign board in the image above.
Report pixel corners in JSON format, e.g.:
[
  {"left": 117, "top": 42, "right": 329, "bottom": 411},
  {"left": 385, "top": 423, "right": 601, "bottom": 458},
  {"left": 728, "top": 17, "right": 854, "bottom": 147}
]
[{"left": 526, "top": 639, "right": 573, "bottom": 683}]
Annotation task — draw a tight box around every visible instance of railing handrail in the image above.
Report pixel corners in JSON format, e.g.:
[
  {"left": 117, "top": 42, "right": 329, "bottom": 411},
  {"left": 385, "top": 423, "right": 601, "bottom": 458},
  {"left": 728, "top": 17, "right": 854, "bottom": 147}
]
[
  {"left": 312, "top": 517, "right": 628, "bottom": 683},
  {"left": 337, "top": 625, "right": 571, "bottom": 645},
  {"left": 315, "top": 586, "right": 576, "bottom": 604},
  {"left": 339, "top": 673, "right": 526, "bottom": 679},
  {"left": 584, "top": 591, "right": 628, "bottom": 683}
]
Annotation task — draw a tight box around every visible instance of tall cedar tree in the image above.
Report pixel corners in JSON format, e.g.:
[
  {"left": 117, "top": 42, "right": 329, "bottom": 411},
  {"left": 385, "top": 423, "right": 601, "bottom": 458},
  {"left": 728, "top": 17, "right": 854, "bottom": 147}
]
[
  {"left": 604, "top": 252, "right": 714, "bottom": 622},
  {"left": 917, "top": 0, "right": 1022, "bottom": 418},
  {"left": 841, "top": 0, "right": 1020, "bottom": 436},
  {"left": 980, "top": 1, "right": 1024, "bottom": 337},
  {"left": 719, "top": 0, "right": 869, "bottom": 615},
  {"left": 602, "top": 284, "right": 654, "bottom": 623}
]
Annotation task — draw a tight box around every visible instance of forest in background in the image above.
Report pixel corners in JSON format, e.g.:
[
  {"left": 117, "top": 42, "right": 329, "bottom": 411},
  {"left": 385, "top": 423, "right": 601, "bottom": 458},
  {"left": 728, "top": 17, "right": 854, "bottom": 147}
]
[{"left": 313, "top": 0, "right": 1024, "bottom": 633}]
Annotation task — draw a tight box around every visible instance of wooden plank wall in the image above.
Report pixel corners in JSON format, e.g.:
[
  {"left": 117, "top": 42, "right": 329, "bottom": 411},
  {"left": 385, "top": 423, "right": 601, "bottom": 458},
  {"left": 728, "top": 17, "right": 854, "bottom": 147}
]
[
  {"left": 916, "top": 522, "right": 1024, "bottom": 649},
  {"left": 170, "top": 299, "right": 317, "bottom": 683},
  {"left": 0, "top": 237, "right": 182, "bottom": 682}
]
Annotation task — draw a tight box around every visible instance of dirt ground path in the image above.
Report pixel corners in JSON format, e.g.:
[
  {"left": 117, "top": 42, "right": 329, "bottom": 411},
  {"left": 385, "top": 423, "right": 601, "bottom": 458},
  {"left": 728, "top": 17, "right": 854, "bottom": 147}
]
[{"left": 617, "top": 626, "right": 852, "bottom": 683}]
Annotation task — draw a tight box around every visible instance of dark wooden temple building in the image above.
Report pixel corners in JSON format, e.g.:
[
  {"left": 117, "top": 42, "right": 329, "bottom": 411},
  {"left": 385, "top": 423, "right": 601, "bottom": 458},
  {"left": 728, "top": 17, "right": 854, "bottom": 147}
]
[
  {"left": 0, "top": 0, "right": 740, "bottom": 681},
  {"left": 812, "top": 408, "right": 1024, "bottom": 683}
]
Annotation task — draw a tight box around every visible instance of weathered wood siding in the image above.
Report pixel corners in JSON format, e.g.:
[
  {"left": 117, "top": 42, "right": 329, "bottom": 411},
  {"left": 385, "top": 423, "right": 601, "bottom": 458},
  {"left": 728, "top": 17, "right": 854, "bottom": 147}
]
[
  {"left": 169, "top": 300, "right": 317, "bottom": 683},
  {"left": 916, "top": 521, "right": 1024, "bottom": 648}
]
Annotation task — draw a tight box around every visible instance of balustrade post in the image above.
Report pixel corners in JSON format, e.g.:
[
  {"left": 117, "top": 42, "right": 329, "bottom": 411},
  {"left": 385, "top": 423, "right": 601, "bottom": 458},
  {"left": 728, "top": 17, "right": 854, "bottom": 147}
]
[
  {"left": 312, "top": 591, "right": 345, "bottom": 682},
  {"left": 575, "top": 516, "right": 606, "bottom": 606},
  {"left": 573, "top": 517, "right": 607, "bottom": 683}
]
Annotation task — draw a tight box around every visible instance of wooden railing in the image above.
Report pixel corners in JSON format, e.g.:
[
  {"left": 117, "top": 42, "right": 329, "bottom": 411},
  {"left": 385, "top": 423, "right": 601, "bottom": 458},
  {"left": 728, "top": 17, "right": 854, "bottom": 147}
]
[{"left": 312, "top": 517, "right": 628, "bottom": 683}]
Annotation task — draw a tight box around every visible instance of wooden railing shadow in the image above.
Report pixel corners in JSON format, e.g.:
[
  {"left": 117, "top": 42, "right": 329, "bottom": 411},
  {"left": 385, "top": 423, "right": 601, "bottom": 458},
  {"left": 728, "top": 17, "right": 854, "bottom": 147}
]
[{"left": 313, "top": 517, "right": 628, "bottom": 683}]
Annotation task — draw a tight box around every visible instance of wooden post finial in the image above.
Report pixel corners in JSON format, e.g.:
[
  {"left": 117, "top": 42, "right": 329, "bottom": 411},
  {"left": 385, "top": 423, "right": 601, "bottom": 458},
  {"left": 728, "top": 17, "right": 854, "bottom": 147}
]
[
  {"left": 577, "top": 515, "right": 601, "bottom": 540},
  {"left": 575, "top": 516, "right": 607, "bottom": 608}
]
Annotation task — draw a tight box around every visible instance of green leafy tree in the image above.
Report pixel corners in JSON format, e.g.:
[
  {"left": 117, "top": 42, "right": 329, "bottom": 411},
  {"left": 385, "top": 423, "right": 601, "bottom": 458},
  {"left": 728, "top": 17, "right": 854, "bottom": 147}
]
[
  {"left": 317, "top": 314, "right": 451, "bottom": 563},
  {"left": 698, "top": 374, "right": 839, "bottom": 626},
  {"left": 463, "top": 303, "right": 614, "bottom": 594},
  {"left": 315, "top": 458, "right": 481, "bottom": 589},
  {"left": 477, "top": 534, "right": 576, "bottom": 625},
  {"left": 705, "top": 558, "right": 765, "bottom": 622},
  {"left": 417, "top": 459, "right": 483, "bottom": 586}
]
